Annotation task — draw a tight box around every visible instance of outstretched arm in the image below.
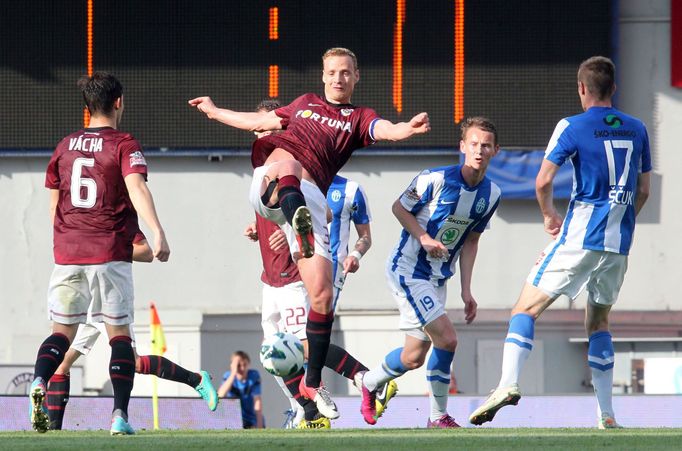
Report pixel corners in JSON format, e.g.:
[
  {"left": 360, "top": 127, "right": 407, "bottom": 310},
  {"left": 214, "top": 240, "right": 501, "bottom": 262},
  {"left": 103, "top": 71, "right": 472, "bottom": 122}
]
[
  {"left": 372, "top": 112, "right": 430, "bottom": 142},
  {"left": 188, "top": 97, "right": 283, "bottom": 132}
]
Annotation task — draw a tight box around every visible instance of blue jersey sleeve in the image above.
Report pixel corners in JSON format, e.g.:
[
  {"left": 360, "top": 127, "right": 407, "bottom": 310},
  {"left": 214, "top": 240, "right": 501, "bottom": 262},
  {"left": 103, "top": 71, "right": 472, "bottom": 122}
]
[
  {"left": 545, "top": 119, "right": 576, "bottom": 167},
  {"left": 351, "top": 184, "right": 371, "bottom": 224},
  {"left": 399, "top": 170, "right": 434, "bottom": 214}
]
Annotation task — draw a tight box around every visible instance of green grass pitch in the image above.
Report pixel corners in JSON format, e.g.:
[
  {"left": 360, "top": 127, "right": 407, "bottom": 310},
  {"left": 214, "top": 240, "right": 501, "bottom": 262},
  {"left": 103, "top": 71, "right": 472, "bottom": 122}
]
[{"left": 2, "top": 428, "right": 682, "bottom": 450}]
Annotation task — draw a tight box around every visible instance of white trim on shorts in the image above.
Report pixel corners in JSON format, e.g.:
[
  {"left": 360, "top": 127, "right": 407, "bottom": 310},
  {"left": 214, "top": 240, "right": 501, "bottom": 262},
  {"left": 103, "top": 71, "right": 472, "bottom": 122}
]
[
  {"left": 386, "top": 264, "right": 447, "bottom": 342},
  {"left": 48, "top": 261, "right": 134, "bottom": 325},
  {"left": 528, "top": 241, "right": 628, "bottom": 306},
  {"left": 249, "top": 165, "right": 331, "bottom": 261}
]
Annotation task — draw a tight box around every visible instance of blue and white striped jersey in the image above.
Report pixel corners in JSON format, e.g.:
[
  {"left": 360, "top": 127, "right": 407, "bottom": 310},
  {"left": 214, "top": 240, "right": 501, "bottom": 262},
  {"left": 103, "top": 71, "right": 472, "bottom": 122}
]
[
  {"left": 327, "top": 175, "right": 372, "bottom": 284},
  {"left": 545, "top": 106, "right": 651, "bottom": 255},
  {"left": 389, "top": 165, "right": 501, "bottom": 284}
]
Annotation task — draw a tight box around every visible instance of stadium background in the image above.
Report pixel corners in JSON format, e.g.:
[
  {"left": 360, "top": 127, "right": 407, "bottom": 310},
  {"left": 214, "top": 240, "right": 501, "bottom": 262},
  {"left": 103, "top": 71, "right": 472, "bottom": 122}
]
[{"left": 1, "top": 0, "right": 681, "bottom": 428}]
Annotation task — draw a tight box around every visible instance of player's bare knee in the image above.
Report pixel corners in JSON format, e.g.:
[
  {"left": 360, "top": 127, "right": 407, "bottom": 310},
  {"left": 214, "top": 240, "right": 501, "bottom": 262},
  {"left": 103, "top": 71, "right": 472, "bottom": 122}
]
[{"left": 276, "top": 159, "right": 303, "bottom": 178}]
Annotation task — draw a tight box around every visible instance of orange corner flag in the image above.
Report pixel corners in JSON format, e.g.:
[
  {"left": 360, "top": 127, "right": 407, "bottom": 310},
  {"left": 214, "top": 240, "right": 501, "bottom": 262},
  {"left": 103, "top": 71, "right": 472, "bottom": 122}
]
[{"left": 150, "top": 302, "right": 167, "bottom": 355}]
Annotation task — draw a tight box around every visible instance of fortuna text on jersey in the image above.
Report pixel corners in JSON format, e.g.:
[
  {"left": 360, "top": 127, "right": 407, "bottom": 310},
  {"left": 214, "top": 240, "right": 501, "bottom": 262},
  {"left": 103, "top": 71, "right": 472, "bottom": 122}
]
[{"left": 295, "top": 110, "right": 352, "bottom": 133}]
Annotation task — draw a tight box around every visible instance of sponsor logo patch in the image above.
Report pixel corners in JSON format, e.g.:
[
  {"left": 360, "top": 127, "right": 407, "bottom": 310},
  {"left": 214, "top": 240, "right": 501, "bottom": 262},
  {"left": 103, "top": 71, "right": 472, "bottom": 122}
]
[{"left": 129, "top": 151, "right": 147, "bottom": 167}]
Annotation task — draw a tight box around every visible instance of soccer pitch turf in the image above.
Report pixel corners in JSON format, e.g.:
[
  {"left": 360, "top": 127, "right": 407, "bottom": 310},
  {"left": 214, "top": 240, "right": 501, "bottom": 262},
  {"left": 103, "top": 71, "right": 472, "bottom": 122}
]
[{"left": 2, "top": 428, "right": 682, "bottom": 450}]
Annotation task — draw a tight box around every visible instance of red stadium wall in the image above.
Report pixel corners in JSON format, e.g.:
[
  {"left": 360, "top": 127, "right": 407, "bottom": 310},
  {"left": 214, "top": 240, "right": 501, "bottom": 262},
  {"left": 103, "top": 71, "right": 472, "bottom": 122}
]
[{"left": 673, "top": 0, "right": 682, "bottom": 87}]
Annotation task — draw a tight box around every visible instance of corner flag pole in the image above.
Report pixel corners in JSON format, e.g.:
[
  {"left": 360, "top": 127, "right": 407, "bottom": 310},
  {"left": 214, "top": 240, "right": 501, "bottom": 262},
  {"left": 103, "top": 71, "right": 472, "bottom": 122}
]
[{"left": 150, "top": 301, "right": 167, "bottom": 430}]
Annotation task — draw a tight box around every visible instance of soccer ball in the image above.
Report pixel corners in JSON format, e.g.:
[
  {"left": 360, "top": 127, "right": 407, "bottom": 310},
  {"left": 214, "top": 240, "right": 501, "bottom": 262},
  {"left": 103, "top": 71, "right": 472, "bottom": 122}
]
[{"left": 259, "top": 332, "right": 305, "bottom": 377}]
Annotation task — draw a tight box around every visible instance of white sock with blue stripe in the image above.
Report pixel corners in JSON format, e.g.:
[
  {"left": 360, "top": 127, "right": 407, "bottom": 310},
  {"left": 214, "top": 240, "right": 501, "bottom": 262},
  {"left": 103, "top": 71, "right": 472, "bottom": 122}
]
[
  {"left": 498, "top": 313, "right": 535, "bottom": 389},
  {"left": 427, "top": 347, "right": 454, "bottom": 421},
  {"left": 588, "top": 331, "right": 615, "bottom": 418},
  {"left": 363, "top": 347, "right": 407, "bottom": 392}
]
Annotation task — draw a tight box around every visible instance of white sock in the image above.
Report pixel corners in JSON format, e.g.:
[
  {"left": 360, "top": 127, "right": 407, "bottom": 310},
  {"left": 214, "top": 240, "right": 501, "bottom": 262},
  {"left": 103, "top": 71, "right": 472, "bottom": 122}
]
[
  {"left": 498, "top": 342, "right": 532, "bottom": 389},
  {"left": 498, "top": 314, "right": 535, "bottom": 389},
  {"left": 427, "top": 348, "right": 454, "bottom": 421},
  {"left": 363, "top": 364, "right": 396, "bottom": 392}
]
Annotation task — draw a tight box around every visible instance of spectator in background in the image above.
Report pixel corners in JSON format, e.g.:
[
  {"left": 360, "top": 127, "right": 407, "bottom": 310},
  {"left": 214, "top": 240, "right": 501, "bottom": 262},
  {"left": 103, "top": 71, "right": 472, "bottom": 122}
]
[{"left": 218, "top": 351, "right": 264, "bottom": 429}]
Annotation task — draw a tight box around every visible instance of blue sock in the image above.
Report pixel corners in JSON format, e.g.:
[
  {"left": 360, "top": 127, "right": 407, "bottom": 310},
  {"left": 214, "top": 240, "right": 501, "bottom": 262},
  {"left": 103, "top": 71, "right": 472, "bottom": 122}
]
[
  {"left": 498, "top": 313, "right": 535, "bottom": 388},
  {"left": 427, "top": 347, "right": 454, "bottom": 420},
  {"left": 363, "top": 347, "right": 407, "bottom": 392},
  {"left": 588, "top": 331, "right": 615, "bottom": 418}
]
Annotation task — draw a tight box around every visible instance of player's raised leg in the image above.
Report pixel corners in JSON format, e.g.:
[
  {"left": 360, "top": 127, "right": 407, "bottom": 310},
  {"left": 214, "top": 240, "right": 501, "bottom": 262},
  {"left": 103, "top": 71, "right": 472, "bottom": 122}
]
[
  {"left": 258, "top": 158, "right": 315, "bottom": 259},
  {"left": 469, "top": 283, "right": 552, "bottom": 425},
  {"left": 136, "top": 355, "right": 218, "bottom": 411}
]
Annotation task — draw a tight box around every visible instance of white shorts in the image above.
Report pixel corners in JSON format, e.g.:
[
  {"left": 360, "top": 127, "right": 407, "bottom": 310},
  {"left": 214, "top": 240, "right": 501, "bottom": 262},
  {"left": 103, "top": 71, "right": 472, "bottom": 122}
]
[
  {"left": 249, "top": 165, "right": 331, "bottom": 261},
  {"left": 47, "top": 262, "right": 134, "bottom": 326},
  {"left": 527, "top": 242, "right": 628, "bottom": 306},
  {"left": 386, "top": 265, "right": 447, "bottom": 342},
  {"left": 71, "top": 321, "right": 137, "bottom": 355},
  {"left": 261, "top": 281, "right": 309, "bottom": 341}
]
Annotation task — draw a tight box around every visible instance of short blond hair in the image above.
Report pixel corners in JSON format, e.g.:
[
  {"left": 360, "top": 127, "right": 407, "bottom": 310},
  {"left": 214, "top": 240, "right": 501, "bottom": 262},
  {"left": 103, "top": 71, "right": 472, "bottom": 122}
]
[
  {"left": 461, "top": 117, "right": 498, "bottom": 146},
  {"left": 322, "top": 47, "right": 358, "bottom": 70}
]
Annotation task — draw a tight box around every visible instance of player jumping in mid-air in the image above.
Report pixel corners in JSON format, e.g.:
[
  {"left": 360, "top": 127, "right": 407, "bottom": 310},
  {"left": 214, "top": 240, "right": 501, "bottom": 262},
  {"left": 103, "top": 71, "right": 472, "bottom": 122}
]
[
  {"left": 359, "top": 117, "right": 501, "bottom": 427},
  {"left": 46, "top": 233, "right": 217, "bottom": 431},
  {"left": 30, "top": 72, "right": 170, "bottom": 435},
  {"left": 243, "top": 99, "right": 396, "bottom": 428},
  {"left": 190, "top": 47, "right": 429, "bottom": 419},
  {"left": 469, "top": 56, "right": 651, "bottom": 429}
]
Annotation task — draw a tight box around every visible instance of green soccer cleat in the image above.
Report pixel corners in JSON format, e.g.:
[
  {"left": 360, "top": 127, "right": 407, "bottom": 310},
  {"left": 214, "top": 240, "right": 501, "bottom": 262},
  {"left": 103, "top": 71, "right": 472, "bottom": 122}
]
[
  {"left": 29, "top": 378, "right": 49, "bottom": 433},
  {"left": 598, "top": 414, "right": 624, "bottom": 429},
  {"left": 110, "top": 416, "right": 135, "bottom": 436},
  {"left": 292, "top": 206, "right": 315, "bottom": 259},
  {"left": 469, "top": 383, "right": 521, "bottom": 426},
  {"left": 375, "top": 380, "right": 398, "bottom": 418},
  {"left": 195, "top": 370, "right": 219, "bottom": 411}
]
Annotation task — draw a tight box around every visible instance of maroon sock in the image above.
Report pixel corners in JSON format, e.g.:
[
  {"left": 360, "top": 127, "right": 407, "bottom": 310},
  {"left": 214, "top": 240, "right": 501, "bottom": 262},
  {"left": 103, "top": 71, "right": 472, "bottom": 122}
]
[
  {"left": 47, "top": 373, "right": 70, "bottom": 430},
  {"left": 305, "top": 310, "right": 334, "bottom": 388},
  {"left": 137, "top": 355, "right": 201, "bottom": 387},
  {"left": 282, "top": 368, "right": 318, "bottom": 420},
  {"left": 325, "top": 343, "right": 368, "bottom": 380},
  {"left": 34, "top": 333, "right": 70, "bottom": 382},
  {"left": 277, "top": 175, "right": 306, "bottom": 225},
  {"left": 109, "top": 336, "right": 135, "bottom": 417}
]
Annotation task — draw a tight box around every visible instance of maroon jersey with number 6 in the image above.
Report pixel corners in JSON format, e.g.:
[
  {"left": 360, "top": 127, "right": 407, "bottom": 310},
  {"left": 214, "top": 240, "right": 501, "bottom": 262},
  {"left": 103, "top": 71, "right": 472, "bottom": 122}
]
[
  {"left": 251, "top": 93, "right": 380, "bottom": 193},
  {"left": 45, "top": 127, "right": 148, "bottom": 265}
]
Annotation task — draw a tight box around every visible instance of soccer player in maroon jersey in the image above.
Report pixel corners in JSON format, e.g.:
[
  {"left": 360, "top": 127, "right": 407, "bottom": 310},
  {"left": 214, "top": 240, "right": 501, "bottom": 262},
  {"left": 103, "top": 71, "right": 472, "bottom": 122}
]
[
  {"left": 190, "top": 47, "right": 429, "bottom": 419},
  {"left": 29, "top": 72, "right": 170, "bottom": 435}
]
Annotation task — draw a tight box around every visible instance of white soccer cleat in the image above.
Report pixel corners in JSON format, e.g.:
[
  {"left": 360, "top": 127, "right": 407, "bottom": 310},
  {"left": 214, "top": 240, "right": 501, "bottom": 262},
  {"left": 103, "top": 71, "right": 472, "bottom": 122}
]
[
  {"left": 469, "top": 383, "right": 521, "bottom": 426},
  {"left": 598, "top": 414, "right": 623, "bottom": 429},
  {"left": 299, "top": 378, "right": 339, "bottom": 419}
]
